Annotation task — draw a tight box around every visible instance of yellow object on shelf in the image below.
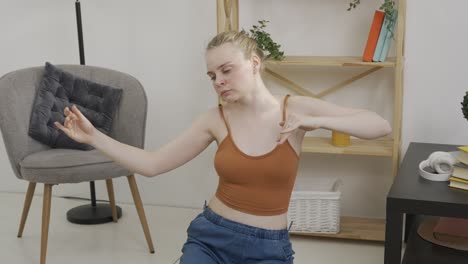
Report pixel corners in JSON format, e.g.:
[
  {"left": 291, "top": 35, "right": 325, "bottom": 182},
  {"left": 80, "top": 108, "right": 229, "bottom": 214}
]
[
  {"left": 458, "top": 146, "right": 468, "bottom": 152},
  {"left": 331, "top": 131, "right": 350, "bottom": 147}
]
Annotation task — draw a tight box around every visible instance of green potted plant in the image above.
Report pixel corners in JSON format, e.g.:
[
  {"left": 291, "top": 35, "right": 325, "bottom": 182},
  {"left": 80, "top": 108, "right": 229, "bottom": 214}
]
[
  {"left": 461, "top": 92, "right": 468, "bottom": 121},
  {"left": 243, "top": 20, "right": 285, "bottom": 61}
]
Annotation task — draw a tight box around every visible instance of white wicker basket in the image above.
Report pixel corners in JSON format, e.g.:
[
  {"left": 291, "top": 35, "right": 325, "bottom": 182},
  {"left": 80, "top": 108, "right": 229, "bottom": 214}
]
[{"left": 287, "top": 177, "right": 342, "bottom": 234}]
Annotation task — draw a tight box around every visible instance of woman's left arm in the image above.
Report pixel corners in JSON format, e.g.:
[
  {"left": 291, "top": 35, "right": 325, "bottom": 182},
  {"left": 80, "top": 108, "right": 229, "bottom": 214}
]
[{"left": 283, "top": 96, "right": 392, "bottom": 140}]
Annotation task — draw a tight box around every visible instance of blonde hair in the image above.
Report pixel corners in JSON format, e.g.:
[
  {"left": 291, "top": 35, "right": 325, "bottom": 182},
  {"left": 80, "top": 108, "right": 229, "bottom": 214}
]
[{"left": 206, "top": 31, "right": 265, "bottom": 71}]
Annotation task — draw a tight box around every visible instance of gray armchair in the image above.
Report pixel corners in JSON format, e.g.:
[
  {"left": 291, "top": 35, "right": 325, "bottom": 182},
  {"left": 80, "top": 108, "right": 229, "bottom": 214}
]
[{"left": 0, "top": 64, "right": 155, "bottom": 264}]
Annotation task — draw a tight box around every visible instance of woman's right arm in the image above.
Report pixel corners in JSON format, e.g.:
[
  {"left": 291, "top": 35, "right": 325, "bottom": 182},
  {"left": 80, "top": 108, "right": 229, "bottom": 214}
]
[{"left": 56, "top": 105, "right": 217, "bottom": 177}]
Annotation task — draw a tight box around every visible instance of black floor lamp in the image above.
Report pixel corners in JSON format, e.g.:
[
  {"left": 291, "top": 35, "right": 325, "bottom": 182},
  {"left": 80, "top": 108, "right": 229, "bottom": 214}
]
[{"left": 66, "top": 0, "right": 123, "bottom": 224}]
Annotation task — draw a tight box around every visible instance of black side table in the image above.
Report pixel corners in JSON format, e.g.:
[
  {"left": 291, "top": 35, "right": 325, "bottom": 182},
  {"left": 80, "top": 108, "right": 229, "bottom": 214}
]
[{"left": 385, "top": 142, "right": 468, "bottom": 264}]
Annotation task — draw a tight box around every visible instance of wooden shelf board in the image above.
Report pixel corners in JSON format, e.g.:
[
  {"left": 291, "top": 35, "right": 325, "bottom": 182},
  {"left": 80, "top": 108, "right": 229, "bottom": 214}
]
[
  {"left": 289, "top": 216, "right": 386, "bottom": 242},
  {"left": 301, "top": 136, "right": 393, "bottom": 157},
  {"left": 266, "top": 56, "right": 396, "bottom": 67}
]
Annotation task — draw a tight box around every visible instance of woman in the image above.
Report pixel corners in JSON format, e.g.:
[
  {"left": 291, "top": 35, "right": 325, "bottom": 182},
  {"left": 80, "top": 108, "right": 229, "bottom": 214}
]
[{"left": 55, "top": 31, "right": 392, "bottom": 263}]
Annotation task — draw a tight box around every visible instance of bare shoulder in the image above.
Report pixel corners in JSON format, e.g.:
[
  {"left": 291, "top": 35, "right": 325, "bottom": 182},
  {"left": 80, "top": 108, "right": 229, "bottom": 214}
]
[
  {"left": 285, "top": 95, "right": 367, "bottom": 117},
  {"left": 194, "top": 106, "right": 221, "bottom": 129},
  {"left": 192, "top": 105, "right": 224, "bottom": 137},
  {"left": 272, "top": 93, "right": 297, "bottom": 114}
]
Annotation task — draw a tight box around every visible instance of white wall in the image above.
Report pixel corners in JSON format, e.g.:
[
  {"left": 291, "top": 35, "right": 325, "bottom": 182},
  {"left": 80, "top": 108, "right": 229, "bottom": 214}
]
[{"left": 0, "top": 0, "right": 467, "bottom": 219}]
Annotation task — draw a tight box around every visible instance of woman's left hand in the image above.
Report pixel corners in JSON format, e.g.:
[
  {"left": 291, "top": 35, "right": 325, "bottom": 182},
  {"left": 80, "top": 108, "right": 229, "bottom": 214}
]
[{"left": 277, "top": 113, "right": 321, "bottom": 144}]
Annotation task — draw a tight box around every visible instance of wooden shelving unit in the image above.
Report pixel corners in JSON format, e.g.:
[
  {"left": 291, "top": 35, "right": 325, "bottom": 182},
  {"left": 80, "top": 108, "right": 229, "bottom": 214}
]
[
  {"left": 266, "top": 55, "right": 396, "bottom": 67},
  {"left": 216, "top": 0, "right": 406, "bottom": 242},
  {"left": 302, "top": 136, "right": 393, "bottom": 157}
]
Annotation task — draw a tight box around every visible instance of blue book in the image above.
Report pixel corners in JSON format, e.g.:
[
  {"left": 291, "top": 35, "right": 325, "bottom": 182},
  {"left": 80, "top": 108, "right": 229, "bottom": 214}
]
[
  {"left": 372, "top": 12, "right": 390, "bottom": 62},
  {"left": 379, "top": 9, "right": 398, "bottom": 62}
]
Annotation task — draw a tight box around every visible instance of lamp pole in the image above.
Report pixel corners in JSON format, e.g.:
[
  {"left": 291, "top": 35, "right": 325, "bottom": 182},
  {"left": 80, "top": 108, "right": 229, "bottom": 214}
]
[{"left": 66, "top": 0, "right": 123, "bottom": 224}]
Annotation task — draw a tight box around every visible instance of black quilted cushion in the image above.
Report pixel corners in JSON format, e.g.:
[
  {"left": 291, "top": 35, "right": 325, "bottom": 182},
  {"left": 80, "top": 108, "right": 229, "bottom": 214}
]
[{"left": 28, "top": 62, "right": 123, "bottom": 150}]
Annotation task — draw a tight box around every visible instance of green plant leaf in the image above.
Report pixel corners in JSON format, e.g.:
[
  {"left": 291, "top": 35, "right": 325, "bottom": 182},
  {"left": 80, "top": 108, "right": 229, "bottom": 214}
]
[
  {"left": 462, "top": 92, "right": 468, "bottom": 121},
  {"left": 247, "top": 20, "right": 285, "bottom": 61}
]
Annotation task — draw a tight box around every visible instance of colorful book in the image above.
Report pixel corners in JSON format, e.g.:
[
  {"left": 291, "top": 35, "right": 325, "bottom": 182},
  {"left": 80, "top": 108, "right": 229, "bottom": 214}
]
[
  {"left": 362, "top": 10, "right": 385, "bottom": 62},
  {"left": 450, "top": 176, "right": 468, "bottom": 184},
  {"left": 378, "top": 9, "right": 398, "bottom": 62},
  {"left": 449, "top": 178, "right": 468, "bottom": 190},
  {"left": 434, "top": 217, "right": 468, "bottom": 245},
  {"left": 452, "top": 163, "right": 468, "bottom": 181},
  {"left": 459, "top": 146, "right": 468, "bottom": 152},
  {"left": 372, "top": 11, "right": 390, "bottom": 62},
  {"left": 455, "top": 150, "right": 468, "bottom": 165}
]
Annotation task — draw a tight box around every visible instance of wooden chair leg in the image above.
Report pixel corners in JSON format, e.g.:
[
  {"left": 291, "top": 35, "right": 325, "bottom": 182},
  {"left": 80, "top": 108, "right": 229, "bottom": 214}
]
[
  {"left": 41, "top": 184, "right": 53, "bottom": 264},
  {"left": 127, "top": 174, "right": 155, "bottom": 253},
  {"left": 105, "top": 179, "right": 118, "bottom": 222},
  {"left": 17, "top": 182, "right": 36, "bottom": 237}
]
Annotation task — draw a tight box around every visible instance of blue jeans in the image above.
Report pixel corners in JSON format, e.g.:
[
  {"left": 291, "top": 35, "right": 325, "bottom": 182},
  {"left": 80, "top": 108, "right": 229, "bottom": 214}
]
[{"left": 179, "top": 202, "right": 295, "bottom": 264}]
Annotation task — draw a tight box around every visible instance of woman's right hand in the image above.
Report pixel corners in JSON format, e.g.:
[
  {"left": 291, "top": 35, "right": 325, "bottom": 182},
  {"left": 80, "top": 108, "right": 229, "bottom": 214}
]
[{"left": 54, "top": 105, "right": 97, "bottom": 145}]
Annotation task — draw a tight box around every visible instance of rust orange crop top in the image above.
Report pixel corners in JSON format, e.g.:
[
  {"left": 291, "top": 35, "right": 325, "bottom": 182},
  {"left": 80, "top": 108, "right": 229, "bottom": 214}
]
[{"left": 214, "top": 94, "right": 300, "bottom": 216}]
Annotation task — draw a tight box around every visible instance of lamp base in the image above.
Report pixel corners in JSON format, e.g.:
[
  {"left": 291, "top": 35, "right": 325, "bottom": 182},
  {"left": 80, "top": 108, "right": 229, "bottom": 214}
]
[{"left": 67, "top": 203, "right": 122, "bottom": 225}]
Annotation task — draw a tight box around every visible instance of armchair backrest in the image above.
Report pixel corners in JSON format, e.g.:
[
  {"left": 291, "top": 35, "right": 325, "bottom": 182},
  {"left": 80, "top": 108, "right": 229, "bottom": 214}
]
[{"left": 0, "top": 64, "right": 148, "bottom": 179}]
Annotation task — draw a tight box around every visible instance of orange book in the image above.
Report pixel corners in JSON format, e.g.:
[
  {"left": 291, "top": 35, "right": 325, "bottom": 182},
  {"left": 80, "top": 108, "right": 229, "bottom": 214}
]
[
  {"left": 362, "top": 10, "right": 385, "bottom": 62},
  {"left": 433, "top": 217, "right": 468, "bottom": 244}
]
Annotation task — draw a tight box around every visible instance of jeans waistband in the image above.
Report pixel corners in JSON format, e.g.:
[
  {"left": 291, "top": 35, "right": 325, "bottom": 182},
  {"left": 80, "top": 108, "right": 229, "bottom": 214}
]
[{"left": 202, "top": 201, "right": 289, "bottom": 240}]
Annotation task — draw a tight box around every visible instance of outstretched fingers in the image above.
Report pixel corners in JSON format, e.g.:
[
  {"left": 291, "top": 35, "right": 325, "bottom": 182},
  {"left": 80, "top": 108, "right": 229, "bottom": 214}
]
[
  {"left": 71, "top": 105, "right": 85, "bottom": 120},
  {"left": 278, "top": 114, "right": 301, "bottom": 144},
  {"left": 54, "top": 121, "right": 70, "bottom": 134},
  {"left": 54, "top": 106, "right": 80, "bottom": 137},
  {"left": 64, "top": 106, "right": 80, "bottom": 121}
]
